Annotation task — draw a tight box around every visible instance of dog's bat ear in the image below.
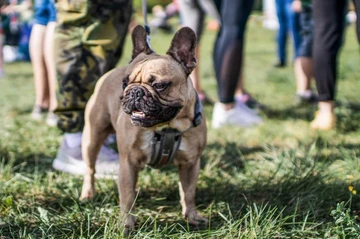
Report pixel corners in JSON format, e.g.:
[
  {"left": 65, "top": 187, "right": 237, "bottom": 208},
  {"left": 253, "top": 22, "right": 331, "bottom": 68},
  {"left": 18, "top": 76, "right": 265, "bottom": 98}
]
[
  {"left": 131, "top": 25, "right": 153, "bottom": 60},
  {"left": 166, "top": 27, "right": 197, "bottom": 75}
]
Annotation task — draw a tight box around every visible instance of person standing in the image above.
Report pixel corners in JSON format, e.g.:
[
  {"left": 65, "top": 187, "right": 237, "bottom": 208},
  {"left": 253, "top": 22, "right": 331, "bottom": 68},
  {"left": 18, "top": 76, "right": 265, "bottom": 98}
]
[
  {"left": 211, "top": 0, "right": 263, "bottom": 128},
  {"left": 292, "top": 0, "right": 317, "bottom": 106},
  {"left": 274, "top": 0, "right": 301, "bottom": 67},
  {"left": 52, "top": 0, "right": 133, "bottom": 175},
  {"left": 29, "top": 0, "right": 58, "bottom": 126},
  {"left": 178, "top": 0, "right": 220, "bottom": 105},
  {"left": 310, "top": 0, "right": 354, "bottom": 130}
]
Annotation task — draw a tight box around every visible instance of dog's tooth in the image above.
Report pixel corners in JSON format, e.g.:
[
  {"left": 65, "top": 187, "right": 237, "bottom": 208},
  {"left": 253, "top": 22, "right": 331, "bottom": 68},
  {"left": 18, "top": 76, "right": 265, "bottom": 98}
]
[{"left": 132, "top": 111, "right": 145, "bottom": 117}]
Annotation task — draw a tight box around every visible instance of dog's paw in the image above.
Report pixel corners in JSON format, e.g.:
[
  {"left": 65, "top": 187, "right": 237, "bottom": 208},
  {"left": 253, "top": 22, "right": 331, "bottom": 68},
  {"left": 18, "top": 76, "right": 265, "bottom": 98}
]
[
  {"left": 79, "top": 186, "right": 96, "bottom": 200},
  {"left": 184, "top": 210, "right": 208, "bottom": 226},
  {"left": 121, "top": 214, "right": 136, "bottom": 236}
]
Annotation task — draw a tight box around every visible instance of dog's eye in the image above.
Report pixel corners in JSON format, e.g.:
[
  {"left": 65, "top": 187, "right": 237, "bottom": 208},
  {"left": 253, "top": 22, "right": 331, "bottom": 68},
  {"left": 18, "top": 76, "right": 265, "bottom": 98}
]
[
  {"left": 153, "top": 82, "right": 170, "bottom": 91},
  {"left": 122, "top": 76, "right": 129, "bottom": 90}
]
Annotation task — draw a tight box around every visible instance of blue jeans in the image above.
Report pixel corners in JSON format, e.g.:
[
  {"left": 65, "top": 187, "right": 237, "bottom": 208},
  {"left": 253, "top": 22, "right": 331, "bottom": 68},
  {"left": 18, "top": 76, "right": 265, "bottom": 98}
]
[
  {"left": 298, "top": 6, "right": 313, "bottom": 57},
  {"left": 275, "top": 0, "right": 301, "bottom": 64}
]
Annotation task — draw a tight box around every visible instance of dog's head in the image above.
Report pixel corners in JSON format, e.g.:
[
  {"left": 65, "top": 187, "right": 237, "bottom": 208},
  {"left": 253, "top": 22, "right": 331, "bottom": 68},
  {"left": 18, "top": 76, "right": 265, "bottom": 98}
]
[{"left": 121, "top": 25, "right": 197, "bottom": 128}]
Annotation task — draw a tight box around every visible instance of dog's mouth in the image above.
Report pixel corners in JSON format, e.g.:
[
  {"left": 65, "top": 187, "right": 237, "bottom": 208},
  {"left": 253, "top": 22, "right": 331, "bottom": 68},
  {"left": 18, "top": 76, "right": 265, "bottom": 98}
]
[
  {"left": 129, "top": 108, "right": 179, "bottom": 127},
  {"left": 122, "top": 86, "right": 182, "bottom": 127},
  {"left": 131, "top": 110, "right": 155, "bottom": 119}
]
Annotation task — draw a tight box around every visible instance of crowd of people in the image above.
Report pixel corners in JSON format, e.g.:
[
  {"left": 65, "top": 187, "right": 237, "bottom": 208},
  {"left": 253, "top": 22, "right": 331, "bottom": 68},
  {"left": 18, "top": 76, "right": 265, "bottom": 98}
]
[
  {"left": 0, "top": 0, "right": 32, "bottom": 75},
  {"left": 0, "top": 0, "right": 359, "bottom": 175}
]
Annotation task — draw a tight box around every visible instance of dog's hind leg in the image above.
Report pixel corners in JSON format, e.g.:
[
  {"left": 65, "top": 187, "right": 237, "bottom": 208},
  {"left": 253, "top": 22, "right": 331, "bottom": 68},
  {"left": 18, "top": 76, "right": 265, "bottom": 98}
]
[{"left": 178, "top": 159, "right": 208, "bottom": 225}]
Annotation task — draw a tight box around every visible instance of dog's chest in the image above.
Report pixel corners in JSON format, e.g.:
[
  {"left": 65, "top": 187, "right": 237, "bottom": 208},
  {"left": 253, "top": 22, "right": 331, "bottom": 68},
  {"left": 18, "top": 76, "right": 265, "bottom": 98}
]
[
  {"left": 139, "top": 131, "right": 154, "bottom": 164},
  {"left": 139, "top": 130, "right": 188, "bottom": 166}
]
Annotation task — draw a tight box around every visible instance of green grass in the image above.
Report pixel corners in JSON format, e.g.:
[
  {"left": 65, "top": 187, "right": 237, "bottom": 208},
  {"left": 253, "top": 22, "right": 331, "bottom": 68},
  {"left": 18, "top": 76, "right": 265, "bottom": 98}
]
[{"left": 1, "top": 18, "right": 360, "bottom": 238}]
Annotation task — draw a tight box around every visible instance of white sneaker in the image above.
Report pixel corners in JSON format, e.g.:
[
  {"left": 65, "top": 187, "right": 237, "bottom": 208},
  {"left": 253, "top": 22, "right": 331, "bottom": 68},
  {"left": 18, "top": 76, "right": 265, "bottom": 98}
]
[
  {"left": 46, "top": 112, "right": 59, "bottom": 127},
  {"left": 31, "top": 105, "right": 48, "bottom": 121},
  {"left": 211, "top": 102, "right": 263, "bottom": 129},
  {"left": 52, "top": 138, "right": 119, "bottom": 178},
  {"left": 235, "top": 100, "right": 261, "bottom": 118}
]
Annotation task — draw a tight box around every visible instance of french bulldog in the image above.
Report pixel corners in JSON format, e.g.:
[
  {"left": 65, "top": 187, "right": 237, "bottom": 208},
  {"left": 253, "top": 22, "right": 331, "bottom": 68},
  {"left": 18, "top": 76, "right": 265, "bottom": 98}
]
[{"left": 80, "top": 25, "right": 207, "bottom": 233}]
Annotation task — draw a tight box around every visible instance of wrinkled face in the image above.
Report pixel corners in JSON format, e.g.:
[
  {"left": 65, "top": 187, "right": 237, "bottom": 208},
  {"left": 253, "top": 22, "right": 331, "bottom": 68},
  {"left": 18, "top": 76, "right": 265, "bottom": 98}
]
[
  {"left": 121, "top": 25, "right": 197, "bottom": 128},
  {"left": 122, "top": 57, "right": 188, "bottom": 127}
]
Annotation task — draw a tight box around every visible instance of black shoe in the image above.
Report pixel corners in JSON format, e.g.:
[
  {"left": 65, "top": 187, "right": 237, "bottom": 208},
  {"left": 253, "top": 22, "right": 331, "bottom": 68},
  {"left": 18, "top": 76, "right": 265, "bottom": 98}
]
[
  {"left": 235, "top": 93, "right": 267, "bottom": 111},
  {"left": 158, "top": 23, "right": 173, "bottom": 34},
  {"left": 31, "top": 105, "right": 48, "bottom": 121},
  {"left": 274, "top": 62, "right": 286, "bottom": 68},
  {"left": 293, "top": 93, "right": 318, "bottom": 107}
]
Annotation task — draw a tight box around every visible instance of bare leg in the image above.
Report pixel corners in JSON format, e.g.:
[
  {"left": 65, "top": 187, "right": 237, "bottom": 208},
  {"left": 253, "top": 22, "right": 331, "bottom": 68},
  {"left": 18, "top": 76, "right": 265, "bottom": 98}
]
[
  {"left": 44, "top": 22, "right": 57, "bottom": 112},
  {"left": 294, "top": 57, "right": 312, "bottom": 93},
  {"left": 30, "top": 24, "right": 49, "bottom": 108},
  {"left": 311, "top": 100, "right": 336, "bottom": 130},
  {"left": 190, "top": 46, "right": 202, "bottom": 93},
  {"left": 0, "top": 33, "right": 4, "bottom": 76},
  {"left": 118, "top": 157, "right": 139, "bottom": 232},
  {"left": 178, "top": 159, "right": 207, "bottom": 225},
  {"left": 318, "top": 101, "right": 334, "bottom": 113}
]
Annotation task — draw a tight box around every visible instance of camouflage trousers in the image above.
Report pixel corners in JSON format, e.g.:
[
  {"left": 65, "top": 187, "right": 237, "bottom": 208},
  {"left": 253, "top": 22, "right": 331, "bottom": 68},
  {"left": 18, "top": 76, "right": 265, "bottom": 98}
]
[{"left": 54, "top": 0, "right": 132, "bottom": 132}]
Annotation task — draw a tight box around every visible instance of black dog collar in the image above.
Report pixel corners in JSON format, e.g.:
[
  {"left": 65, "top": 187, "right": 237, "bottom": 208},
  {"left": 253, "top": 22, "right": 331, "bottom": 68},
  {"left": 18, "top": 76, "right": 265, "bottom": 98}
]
[{"left": 148, "top": 92, "right": 203, "bottom": 168}]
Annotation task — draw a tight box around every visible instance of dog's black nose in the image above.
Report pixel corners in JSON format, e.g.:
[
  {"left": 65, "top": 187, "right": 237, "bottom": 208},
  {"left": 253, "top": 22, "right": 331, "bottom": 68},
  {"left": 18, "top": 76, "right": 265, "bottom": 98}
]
[{"left": 132, "top": 87, "right": 145, "bottom": 100}]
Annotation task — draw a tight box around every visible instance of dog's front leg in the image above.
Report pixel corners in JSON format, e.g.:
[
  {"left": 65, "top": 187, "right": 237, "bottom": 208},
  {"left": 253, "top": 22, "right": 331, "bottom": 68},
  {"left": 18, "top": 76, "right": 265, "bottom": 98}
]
[
  {"left": 178, "top": 159, "right": 208, "bottom": 225},
  {"left": 118, "top": 158, "right": 139, "bottom": 234},
  {"left": 80, "top": 123, "right": 109, "bottom": 200}
]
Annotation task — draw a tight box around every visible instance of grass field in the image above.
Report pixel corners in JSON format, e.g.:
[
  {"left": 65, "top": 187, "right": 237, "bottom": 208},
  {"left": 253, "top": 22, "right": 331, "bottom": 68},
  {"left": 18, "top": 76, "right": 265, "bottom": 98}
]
[{"left": 1, "top": 17, "right": 360, "bottom": 238}]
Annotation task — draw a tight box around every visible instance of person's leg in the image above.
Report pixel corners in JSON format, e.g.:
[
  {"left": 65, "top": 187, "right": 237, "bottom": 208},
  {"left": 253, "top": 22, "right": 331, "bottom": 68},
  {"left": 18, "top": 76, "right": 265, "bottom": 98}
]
[
  {"left": 43, "top": 1, "right": 58, "bottom": 126},
  {"left": 29, "top": 23, "right": 49, "bottom": 119},
  {"left": 293, "top": 5, "right": 315, "bottom": 105},
  {"left": 213, "top": 0, "right": 253, "bottom": 105},
  {"left": 179, "top": 0, "right": 217, "bottom": 104},
  {"left": 353, "top": 0, "right": 360, "bottom": 43},
  {"left": 30, "top": 0, "right": 52, "bottom": 120},
  {"left": 0, "top": 32, "right": 4, "bottom": 77},
  {"left": 54, "top": 3, "right": 132, "bottom": 133},
  {"left": 275, "top": 0, "right": 287, "bottom": 66},
  {"left": 188, "top": 0, "right": 221, "bottom": 104},
  {"left": 294, "top": 57, "right": 312, "bottom": 92},
  {"left": 53, "top": 1, "right": 132, "bottom": 175},
  {"left": 287, "top": 0, "right": 301, "bottom": 59},
  {"left": 192, "top": 47, "right": 202, "bottom": 92},
  {"left": 0, "top": 17, "right": 4, "bottom": 77},
  {"left": 178, "top": 0, "right": 204, "bottom": 93},
  {"left": 198, "top": 0, "right": 220, "bottom": 23},
  {"left": 44, "top": 22, "right": 57, "bottom": 112},
  {"left": 212, "top": 0, "right": 262, "bottom": 128},
  {"left": 165, "top": 1, "right": 179, "bottom": 20},
  {"left": 311, "top": 0, "right": 346, "bottom": 130},
  {"left": 43, "top": 21, "right": 59, "bottom": 126},
  {"left": 287, "top": 0, "right": 305, "bottom": 100},
  {"left": 287, "top": 0, "right": 305, "bottom": 97}
]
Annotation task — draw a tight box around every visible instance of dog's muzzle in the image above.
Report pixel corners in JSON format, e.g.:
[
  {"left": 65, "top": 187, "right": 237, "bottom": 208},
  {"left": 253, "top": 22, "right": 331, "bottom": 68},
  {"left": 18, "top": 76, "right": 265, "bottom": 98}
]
[{"left": 122, "top": 86, "right": 182, "bottom": 127}]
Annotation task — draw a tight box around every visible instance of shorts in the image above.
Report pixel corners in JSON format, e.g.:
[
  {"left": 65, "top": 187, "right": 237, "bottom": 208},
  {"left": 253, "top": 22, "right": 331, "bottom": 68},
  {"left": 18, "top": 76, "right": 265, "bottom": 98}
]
[
  {"left": 298, "top": 5, "right": 313, "bottom": 57},
  {"left": 179, "top": 0, "right": 220, "bottom": 42},
  {"left": 34, "top": 0, "right": 57, "bottom": 25}
]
